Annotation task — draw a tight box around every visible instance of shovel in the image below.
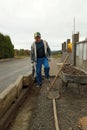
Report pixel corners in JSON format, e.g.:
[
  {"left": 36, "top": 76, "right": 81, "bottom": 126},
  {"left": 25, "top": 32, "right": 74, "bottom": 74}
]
[
  {"left": 32, "top": 63, "right": 37, "bottom": 82},
  {"left": 32, "top": 63, "right": 35, "bottom": 78}
]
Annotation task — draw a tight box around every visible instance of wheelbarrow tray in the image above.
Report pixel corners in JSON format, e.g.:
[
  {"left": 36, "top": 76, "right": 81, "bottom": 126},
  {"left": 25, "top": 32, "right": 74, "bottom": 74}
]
[{"left": 61, "top": 68, "right": 87, "bottom": 85}]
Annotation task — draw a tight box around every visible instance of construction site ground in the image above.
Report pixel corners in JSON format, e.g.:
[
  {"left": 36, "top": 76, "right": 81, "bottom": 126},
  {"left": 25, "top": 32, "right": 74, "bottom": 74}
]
[{"left": 8, "top": 58, "right": 87, "bottom": 130}]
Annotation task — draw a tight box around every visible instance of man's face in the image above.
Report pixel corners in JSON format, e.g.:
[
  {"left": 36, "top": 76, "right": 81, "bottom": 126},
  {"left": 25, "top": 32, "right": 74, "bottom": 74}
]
[{"left": 35, "top": 36, "right": 41, "bottom": 43}]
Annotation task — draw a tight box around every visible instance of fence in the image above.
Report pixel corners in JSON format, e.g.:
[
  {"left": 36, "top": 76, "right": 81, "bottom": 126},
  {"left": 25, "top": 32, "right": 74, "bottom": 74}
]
[{"left": 76, "top": 40, "right": 87, "bottom": 71}]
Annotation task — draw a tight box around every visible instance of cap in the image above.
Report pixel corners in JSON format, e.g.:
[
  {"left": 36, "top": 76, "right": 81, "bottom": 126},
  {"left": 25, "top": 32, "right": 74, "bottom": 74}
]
[{"left": 34, "top": 32, "right": 41, "bottom": 38}]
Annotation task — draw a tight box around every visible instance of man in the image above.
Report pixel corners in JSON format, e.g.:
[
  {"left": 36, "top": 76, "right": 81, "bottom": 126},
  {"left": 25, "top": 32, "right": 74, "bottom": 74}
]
[{"left": 31, "top": 32, "right": 51, "bottom": 87}]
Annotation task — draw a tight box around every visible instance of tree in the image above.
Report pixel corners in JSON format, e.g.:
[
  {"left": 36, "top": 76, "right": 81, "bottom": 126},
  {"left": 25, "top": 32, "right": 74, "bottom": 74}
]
[{"left": 0, "top": 33, "right": 14, "bottom": 59}]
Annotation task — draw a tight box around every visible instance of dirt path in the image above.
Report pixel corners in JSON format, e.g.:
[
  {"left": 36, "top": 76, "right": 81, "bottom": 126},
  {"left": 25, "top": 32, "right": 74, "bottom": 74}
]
[
  {"left": 8, "top": 58, "right": 87, "bottom": 130},
  {"left": 57, "top": 81, "right": 87, "bottom": 130},
  {"left": 8, "top": 85, "right": 39, "bottom": 130},
  {"left": 28, "top": 79, "right": 87, "bottom": 130},
  {"left": 29, "top": 78, "right": 55, "bottom": 130}
]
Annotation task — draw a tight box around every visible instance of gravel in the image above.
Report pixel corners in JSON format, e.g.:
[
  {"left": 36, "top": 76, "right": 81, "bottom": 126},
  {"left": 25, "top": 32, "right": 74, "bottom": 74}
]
[
  {"left": 29, "top": 78, "right": 55, "bottom": 130},
  {"left": 29, "top": 77, "right": 87, "bottom": 130}
]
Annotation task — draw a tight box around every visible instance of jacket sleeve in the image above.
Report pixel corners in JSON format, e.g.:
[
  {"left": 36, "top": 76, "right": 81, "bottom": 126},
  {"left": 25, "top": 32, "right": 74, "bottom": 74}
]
[
  {"left": 31, "top": 44, "right": 35, "bottom": 63},
  {"left": 46, "top": 41, "right": 51, "bottom": 57}
]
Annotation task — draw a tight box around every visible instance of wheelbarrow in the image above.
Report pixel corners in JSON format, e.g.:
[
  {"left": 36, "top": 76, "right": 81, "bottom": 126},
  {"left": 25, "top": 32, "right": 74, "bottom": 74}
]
[{"left": 60, "top": 66, "right": 87, "bottom": 94}]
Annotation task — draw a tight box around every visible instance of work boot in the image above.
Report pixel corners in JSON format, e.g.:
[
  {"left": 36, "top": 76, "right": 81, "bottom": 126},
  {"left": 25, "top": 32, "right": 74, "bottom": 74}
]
[
  {"left": 47, "top": 78, "right": 50, "bottom": 82},
  {"left": 36, "top": 84, "right": 42, "bottom": 88},
  {"left": 45, "top": 77, "right": 51, "bottom": 83}
]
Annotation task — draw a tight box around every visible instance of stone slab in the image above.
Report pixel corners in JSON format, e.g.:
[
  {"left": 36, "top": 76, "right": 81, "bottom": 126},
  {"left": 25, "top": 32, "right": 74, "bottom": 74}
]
[{"left": 0, "top": 84, "right": 17, "bottom": 119}]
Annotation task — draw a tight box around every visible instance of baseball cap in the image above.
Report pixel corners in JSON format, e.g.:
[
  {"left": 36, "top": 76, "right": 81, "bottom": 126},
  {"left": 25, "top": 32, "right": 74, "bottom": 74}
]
[{"left": 34, "top": 32, "right": 41, "bottom": 38}]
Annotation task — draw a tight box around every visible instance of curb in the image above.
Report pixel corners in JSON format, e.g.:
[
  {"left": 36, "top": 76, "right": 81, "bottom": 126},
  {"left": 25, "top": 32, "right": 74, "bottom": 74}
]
[
  {"left": 0, "top": 58, "right": 14, "bottom": 62},
  {"left": 0, "top": 73, "right": 33, "bottom": 130}
]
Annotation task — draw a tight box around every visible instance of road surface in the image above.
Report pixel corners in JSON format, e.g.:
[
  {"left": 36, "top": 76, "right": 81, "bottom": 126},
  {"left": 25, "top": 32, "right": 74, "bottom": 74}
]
[{"left": 0, "top": 58, "right": 32, "bottom": 93}]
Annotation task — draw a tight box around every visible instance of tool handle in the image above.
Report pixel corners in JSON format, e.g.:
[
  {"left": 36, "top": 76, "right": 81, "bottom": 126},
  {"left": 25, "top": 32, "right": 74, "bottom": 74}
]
[
  {"left": 48, "top": 55, "right": 69, "bottom": 92},
  {"left": 53, "top": 99, "right": 60, "bottom": 130}
]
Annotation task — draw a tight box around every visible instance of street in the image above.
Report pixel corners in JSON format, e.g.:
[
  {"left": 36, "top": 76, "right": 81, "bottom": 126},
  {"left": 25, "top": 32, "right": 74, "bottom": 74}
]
[{"left": 0, "top": 58, "right": 32, "bottom": 93}]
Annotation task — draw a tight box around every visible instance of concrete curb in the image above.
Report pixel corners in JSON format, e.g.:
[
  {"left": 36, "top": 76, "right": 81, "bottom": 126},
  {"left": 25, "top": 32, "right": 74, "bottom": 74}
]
[
  {"left": 0, "top": 73, "right": 33, "bottom": 129},
  {"left": 0, "top": 58, "right": 14, "bottom": 62},
  {"left": 15, "top": 75, "right": 23, "bottom": 97},
  {"left": 0, "top": 84, "right": 17, "bottom": 119},
  {"left": 0, "top": 89, "right": 31, "bottom": 130}
]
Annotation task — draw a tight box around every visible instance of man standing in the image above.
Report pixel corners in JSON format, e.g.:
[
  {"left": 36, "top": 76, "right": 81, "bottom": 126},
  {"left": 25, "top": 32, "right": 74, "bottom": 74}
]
[{"left": 31, "top": 32, "right": 51, "bottom": 87}]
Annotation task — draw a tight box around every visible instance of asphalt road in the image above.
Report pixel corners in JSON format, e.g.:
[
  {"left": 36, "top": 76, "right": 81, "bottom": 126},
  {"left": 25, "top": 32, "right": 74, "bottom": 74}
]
[{"left": 0, "top": 58, "right": 32, "bottom": 93}]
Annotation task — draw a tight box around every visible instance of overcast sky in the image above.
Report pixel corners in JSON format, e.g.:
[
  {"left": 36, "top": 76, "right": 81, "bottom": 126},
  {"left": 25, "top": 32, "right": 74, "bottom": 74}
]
[{"left": 0, "top": 0, "right": 87, "bottom": 51}]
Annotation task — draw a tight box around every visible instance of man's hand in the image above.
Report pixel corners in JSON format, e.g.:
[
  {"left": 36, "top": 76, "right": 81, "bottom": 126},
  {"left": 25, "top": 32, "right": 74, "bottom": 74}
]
[{"left": 31, "top": 60, "right": 34, "bottom": 64}]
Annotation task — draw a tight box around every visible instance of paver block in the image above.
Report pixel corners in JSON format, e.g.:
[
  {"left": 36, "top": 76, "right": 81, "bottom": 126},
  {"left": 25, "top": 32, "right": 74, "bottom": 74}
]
[
  {"left": 0, "top": 84, "right": 17, "bottom": 118},
  {"left": 15, "top": 75, "right": 23, "bottom": 97}
]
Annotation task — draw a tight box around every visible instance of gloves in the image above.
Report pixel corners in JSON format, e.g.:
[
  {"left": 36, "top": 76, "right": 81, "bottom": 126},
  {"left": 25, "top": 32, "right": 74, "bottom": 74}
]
[
  {"left": 31, "top": 62, "right": 36, "bottom": 67},
  {"left": 31, "top": 60, "right": 34, "bottom": 64}
]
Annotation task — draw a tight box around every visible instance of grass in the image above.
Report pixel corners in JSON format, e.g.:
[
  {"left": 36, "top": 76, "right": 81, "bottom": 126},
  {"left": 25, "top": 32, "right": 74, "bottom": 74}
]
[
  {"left": 51, "top": 53, "right": 62, "bottom": 58},
  {"left": 14, "top": 55, "right": 30, "bottom": 59}
]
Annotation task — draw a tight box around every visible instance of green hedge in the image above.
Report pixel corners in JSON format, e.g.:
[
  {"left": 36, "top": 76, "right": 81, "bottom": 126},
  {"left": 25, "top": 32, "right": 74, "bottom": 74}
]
[{"left": 0, "top": 33, "right": 14, "bottom": 59}]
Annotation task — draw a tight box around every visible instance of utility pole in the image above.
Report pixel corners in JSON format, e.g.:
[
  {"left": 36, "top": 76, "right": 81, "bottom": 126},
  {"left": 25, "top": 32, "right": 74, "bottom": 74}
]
[{"left": 73, "top": 16, "right": 75, "bottom": 34}]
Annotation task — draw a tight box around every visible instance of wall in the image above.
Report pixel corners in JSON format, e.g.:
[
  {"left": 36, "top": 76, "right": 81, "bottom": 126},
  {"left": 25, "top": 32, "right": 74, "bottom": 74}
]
[{"left": 76, "top": 40, "right": 87, "bottom": 72}]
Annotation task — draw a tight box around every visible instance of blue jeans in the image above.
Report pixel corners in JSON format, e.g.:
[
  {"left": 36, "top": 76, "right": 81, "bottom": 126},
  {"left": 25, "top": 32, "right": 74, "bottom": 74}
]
[{"left": 36, "top": 57, "right": 50, "bottom": 85}]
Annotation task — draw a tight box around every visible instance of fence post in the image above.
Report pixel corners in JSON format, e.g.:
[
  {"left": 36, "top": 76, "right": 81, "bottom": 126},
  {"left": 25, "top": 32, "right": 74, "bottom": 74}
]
[
  {"left": 64, "top": 42, "right": 66, "bottom": 52},
  {"left": 72, "top": 33, "right": 79, "bottom": 65},
  {"left": 62, "top": 43, "right": 64, "bottom": 52},
  {"left": 62, "top": 42, "right": 66, "bottom": 53},
  {"left": 67, "top": 39, "right": 70, "bottom": 52}
]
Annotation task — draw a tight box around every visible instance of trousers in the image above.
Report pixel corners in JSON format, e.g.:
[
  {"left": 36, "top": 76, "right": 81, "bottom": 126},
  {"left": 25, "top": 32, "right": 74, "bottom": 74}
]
[{"left": 36, "top": 57, "right": 50, "bottom": 85}]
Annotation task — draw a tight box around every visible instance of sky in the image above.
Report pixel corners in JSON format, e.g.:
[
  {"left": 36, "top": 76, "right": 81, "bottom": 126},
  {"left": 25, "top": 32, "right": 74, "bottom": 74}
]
[{"left": 0, "top": 0, "right": 87, "bottom": 51}]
